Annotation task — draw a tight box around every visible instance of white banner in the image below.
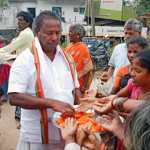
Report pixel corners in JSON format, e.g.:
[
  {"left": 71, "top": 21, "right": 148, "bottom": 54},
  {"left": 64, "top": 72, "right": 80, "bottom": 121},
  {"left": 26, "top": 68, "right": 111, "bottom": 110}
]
[
  {"left": 100, "top": 0, "right": 123, "bottom": 11},
  {"left": 95, "top": 26, "right": 124, "bottom": 37}
]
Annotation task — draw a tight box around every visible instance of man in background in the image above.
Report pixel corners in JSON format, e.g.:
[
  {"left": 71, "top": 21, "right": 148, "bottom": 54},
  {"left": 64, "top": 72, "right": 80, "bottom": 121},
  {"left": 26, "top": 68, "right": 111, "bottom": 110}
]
[{"left": 101, "top": 19, "right": 143, "bottom": 82}]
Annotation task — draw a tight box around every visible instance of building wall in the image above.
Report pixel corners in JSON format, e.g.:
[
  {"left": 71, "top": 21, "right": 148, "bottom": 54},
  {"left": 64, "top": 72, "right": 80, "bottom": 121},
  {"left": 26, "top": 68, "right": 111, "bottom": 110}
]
[
  {"left": 0, "top": 6, "right": 17, "bottom": 29},
  {"left": 0, "top": 0, "right": 86, "bottom": 31}
]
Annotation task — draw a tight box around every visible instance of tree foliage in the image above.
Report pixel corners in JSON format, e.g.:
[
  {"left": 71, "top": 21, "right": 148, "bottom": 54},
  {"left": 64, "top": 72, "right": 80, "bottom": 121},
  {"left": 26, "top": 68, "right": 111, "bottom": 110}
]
[
  {"left": 136, "top": 0, "right": 150, "bottom": 16},
  {"left": 0, "top": 0, "right": 9, "bottom": 8}
]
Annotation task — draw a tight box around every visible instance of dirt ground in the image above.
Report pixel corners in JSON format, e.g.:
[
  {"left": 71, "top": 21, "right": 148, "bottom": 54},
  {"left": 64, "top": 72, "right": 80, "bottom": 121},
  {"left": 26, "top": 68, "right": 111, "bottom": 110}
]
[{"left": 0, "top": 102, "right": 19, "bottom": 150}]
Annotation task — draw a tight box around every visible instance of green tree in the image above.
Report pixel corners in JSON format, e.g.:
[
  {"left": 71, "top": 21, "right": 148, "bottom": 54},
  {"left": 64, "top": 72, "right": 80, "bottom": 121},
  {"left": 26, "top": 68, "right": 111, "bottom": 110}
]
[
  {"left": 136, "top": 0, "right": 150, "bottom": 16},
  {"left": 0, "top": 0, "right": 8, "bottom": 7}
]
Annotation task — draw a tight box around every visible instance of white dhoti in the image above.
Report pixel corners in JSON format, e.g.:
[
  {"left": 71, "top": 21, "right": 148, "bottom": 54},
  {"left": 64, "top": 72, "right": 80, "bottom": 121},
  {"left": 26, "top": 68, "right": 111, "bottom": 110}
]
[{"left": 16, "top": 140, "right": 64, "bottom": 150}]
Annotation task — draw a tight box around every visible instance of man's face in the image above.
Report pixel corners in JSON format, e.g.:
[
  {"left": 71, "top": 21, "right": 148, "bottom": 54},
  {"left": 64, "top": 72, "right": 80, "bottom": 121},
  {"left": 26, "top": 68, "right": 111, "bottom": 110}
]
[
  {"left": 124, "top": 28, "right": 140, "bottom": 41},
  {"left": 37, "top": 18, "right": 61, "bottom": 51},
  {"left": 17, "top": 16, "right": 29, "bottom": 31}
]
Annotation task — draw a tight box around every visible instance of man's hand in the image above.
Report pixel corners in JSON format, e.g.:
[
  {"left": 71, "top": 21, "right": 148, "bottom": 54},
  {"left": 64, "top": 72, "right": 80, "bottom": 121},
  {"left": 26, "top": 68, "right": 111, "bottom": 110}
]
[{"left": 50, "top": 100, "right": 75, "bottom": 116}]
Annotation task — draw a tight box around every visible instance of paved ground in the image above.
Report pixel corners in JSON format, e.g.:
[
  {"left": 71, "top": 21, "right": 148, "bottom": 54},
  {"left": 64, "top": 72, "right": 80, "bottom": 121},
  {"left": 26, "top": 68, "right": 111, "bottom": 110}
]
[{"left": 0, "top": 102, "right": 19, "bottom": 150}]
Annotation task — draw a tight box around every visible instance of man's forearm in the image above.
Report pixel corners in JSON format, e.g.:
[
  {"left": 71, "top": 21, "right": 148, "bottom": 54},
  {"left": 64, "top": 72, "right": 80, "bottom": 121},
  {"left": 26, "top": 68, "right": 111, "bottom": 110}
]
[{"left": 9, "top": 93, "right": 55, "bottom": 109}]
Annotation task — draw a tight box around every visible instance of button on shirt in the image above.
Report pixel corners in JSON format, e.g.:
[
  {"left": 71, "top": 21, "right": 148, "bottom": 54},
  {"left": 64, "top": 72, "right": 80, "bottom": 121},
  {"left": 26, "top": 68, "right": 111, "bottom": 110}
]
[{"left": 8, "top": 48, "right": 79, "bottom": 143}]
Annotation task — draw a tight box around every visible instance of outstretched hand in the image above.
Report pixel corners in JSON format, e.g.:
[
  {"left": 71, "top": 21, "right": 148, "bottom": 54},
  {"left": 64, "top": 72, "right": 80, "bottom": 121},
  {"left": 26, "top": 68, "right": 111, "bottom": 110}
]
[
  {"left": 93, "top": 100, "right": 112, "bottom": 114},
  {"left": 60, "top": 118, "right": 78, "bottom": 142},
  {"left": 92, "top": 96, "right": 115, "bottom": 114},
  {"left": 76, "top": 96, "right": 111, "bottom": 113},
  {"left": 96, "top": 111, "right": 124, "bottom": 140},
  {"left": 76, "top": 101, "right": 94, "bottom": 112},
  {"left": 76, "top": 122, "right": 92, "bottom": 145}
]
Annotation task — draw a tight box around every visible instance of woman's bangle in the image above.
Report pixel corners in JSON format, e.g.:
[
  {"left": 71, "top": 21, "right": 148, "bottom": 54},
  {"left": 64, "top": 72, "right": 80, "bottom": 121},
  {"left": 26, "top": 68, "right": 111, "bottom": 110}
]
[{"left": 114, "top": 97, "right": 128, "bottom": 112}]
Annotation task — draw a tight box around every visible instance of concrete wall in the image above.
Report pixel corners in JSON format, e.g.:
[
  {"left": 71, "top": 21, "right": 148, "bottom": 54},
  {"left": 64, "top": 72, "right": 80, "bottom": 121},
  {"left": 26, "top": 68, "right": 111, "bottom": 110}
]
[{"left": 0, "top": 0, "right": 86, "bottom": 30}]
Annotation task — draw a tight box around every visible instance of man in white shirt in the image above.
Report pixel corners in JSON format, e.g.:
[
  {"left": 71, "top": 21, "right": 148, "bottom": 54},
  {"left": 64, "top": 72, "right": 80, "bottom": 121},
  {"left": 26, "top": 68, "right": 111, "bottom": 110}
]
[
  {"left": 8, "top": 10, "right": 81, "bottom": 150},
  {"left": 101, "top": 19, "right": 143, "bottom": 82},
  {"left": 0, "top": 11, "right": 34, "bottom": 57}
]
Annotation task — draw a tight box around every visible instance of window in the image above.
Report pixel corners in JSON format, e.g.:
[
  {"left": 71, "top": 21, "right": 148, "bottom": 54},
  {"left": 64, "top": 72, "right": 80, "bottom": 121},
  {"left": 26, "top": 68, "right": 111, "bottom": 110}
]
[
  {"left": 79, "top": 7, "right": 85, "bottom": 15},
  {"left": 27, "top": 8, "right": 36, "bottom": 18},
  {"left": 73, "top": 7, "right": 79, "bottom": 12},
  {"left": 52, "top": 7, "right": 62, "bottom": 17}
]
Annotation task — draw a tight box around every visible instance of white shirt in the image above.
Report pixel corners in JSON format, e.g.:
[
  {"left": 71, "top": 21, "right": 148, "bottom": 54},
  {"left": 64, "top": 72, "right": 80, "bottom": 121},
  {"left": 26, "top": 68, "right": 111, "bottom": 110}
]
[
  {"left": 0, "top": 28, "right": 34, "bottom": 55},
  {"left": 8, "top": 47, "right": 79, "bottom": 143},
  {"left": 64, "top": 143, "right": 80, "bottom": 150},
  {"left": 109, "top": 43, "right": 130, "bottom": 77}
]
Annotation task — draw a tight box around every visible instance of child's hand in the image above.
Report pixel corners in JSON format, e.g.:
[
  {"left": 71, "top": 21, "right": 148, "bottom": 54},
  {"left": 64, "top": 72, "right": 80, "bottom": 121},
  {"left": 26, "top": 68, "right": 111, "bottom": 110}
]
[
  {"left": 76, "top": 122, "right": 92, "bottom": 146},
  {"left": 76, "top": 122, "right": 101, "bottom": 150},
  {"left": 60, "top": 117, "right": 78, "bottom": 143}
]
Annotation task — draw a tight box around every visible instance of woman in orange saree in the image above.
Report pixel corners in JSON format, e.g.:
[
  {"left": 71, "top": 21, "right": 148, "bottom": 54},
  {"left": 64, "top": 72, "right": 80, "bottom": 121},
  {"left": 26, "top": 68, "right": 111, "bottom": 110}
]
[{"left": 66, "top": 24, "right": 93, "bottom": 93}]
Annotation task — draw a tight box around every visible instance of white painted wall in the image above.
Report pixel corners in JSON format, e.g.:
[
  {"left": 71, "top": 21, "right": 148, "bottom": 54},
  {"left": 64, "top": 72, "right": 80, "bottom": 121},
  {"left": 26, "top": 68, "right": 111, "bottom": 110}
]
[
  {"left": 0, "top": 6, "right": 17, "bottom": 29},
  {"left": 0, "top": 0, "right": 86, "bottom": 30}
]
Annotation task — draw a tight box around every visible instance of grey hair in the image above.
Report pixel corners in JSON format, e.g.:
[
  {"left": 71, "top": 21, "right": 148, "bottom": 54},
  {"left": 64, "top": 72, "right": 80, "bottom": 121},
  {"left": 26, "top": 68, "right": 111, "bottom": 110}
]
[
  {"left": 71, "top": 24, "right": 86, "bottom": 39},
  {"left": 124, "top": 19, "right": 143, "bottom": 33},
  {"left": 126, "top": 100, "right": 150, "bottom": 150}
]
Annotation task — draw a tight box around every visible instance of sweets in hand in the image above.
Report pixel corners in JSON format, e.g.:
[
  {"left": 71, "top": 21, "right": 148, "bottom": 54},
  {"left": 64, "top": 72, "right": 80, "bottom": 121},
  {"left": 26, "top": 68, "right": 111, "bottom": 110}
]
[{"left": 56, "top": 111, "right": 105, "bottom": 133}]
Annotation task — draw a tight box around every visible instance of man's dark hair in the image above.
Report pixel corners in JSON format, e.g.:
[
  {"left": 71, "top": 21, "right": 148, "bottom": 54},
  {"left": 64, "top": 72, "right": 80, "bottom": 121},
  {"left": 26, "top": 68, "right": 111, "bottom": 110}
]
[
  {"left": 17, "top": 11, "right": 33, "bottom": 28},
  {"left": 34, "top": 10, "right": 61, "bottom": 34},
  {"left": 127, "top": 36, "right": 149, "bottom": 50}
]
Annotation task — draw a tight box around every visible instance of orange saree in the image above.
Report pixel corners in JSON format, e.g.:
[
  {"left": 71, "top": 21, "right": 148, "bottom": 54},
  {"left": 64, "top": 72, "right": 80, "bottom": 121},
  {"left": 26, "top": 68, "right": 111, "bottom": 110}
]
[{"left": 66, "top": 42, "right": 93, "bottom": 91}]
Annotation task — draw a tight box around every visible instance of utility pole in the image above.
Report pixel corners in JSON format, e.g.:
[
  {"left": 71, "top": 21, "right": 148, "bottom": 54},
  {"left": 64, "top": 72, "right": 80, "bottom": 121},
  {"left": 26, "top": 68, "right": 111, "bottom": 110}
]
[{"left": 91, "top": 0, "right": 95, "bottom": 36}]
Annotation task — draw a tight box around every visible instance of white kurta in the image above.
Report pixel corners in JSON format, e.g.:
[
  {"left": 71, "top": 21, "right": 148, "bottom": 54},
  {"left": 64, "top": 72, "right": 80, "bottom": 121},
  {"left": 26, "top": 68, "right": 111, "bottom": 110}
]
[{"left": 8, "top": 38, "right": 79, "bottom": 143}]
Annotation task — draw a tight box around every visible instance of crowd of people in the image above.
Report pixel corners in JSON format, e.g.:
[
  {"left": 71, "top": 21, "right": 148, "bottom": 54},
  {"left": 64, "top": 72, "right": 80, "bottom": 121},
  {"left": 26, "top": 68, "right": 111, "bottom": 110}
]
[{"left": 0, "top": 9, "right": 150, "bottom": 150}]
